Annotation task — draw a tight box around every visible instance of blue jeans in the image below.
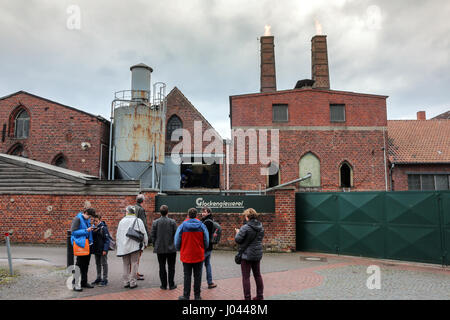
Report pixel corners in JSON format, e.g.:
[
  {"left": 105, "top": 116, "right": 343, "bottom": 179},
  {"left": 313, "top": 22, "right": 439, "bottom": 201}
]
[{"left": 204, "top": 250, "right": 213, "bottom": 285}]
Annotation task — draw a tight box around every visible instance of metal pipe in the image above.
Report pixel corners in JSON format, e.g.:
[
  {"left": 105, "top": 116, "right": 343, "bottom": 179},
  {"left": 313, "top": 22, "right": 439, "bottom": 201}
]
[
  {"left": 264, "top": 173, "right": 312, "bottom": 193},
  {"left": 108, "top": 101, "right": 114, "bottom": 180},
  {"left": 383, "top": 128, "right": 388, "bottom": 191},
  {"left": 5, "top": 233, "right": 13, "bottom": 275},
  {"left": 151, "top": 144, "right": 155, "bottom": 189},
  {"left": 112, "top": 146, "right": 116, "bottom": 180}
]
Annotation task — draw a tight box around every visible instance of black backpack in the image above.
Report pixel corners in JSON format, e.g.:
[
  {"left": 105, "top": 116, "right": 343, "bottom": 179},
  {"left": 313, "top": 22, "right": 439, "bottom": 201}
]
[{"left": 211, "top": 221, "right": 222, "bottom": 245}]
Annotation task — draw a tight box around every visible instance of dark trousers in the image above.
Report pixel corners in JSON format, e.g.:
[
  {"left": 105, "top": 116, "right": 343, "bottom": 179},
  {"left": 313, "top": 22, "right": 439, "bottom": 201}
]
[
  {"left": 94, "top": 253, "right": 108, "bottom": 281},
  {"left": 76, "top": 254, "right": 91, "bottom": 286},
  {"left": 182, "top": 262, "right": 203, "bottom": 298},
  {"left": 157, "top": 252, "right": 176, "bottom": 288},
  {"left": 241, "top": 259, "right": 264, "bottom": 300}
]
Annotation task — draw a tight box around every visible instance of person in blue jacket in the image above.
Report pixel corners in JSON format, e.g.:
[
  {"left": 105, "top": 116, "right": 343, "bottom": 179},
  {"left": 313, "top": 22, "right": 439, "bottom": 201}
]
[{"left": 70, "top": 207, "right": 96, "bottom": 291}]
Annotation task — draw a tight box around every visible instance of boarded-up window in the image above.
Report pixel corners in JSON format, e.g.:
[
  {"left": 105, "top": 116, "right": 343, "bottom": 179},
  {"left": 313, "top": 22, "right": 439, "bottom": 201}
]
[
  {"left": 299, "top": 152, "right": 320, "bottom": 187},
  {"left": 272, "top": 104, "right": 288, "bottom": 122},
  {"left": 330, "top": 104, "right": 345, "bottom": 122}
]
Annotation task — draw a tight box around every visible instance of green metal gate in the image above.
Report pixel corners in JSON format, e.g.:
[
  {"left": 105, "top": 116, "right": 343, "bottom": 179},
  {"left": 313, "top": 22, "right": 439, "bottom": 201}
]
[{"left": 296, "top": 191, "right": 449, "bottom": 265}]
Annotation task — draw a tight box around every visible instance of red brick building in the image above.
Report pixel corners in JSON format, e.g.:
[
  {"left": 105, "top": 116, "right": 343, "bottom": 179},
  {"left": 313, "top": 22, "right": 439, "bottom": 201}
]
[
  {"left": 0, "top": 91, "right": 110, "bottom": 178},
  {"left": 163, "top": 87, "right": 225, "bottom": 190},
  {"left": 229, "top": 35, "right": 389, "bottom": 191},
  {"left": 388, "top": 111, "right": 450, "bottom": 191}
]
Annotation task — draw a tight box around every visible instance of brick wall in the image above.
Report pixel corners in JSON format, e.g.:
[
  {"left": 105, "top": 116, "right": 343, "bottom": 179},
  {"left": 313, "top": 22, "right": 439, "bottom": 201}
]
[
  {"left": 229, "top": 88, "right": 389, "bottom": 191},
  {"left": 0, "top": 189, "right": 297, "bottom": 252},
  {"left": 391, "top": 163, "right": 450, "bottom": 191},
  {"left": 0, "top": 92, "right": 110, "bottom": 177}
]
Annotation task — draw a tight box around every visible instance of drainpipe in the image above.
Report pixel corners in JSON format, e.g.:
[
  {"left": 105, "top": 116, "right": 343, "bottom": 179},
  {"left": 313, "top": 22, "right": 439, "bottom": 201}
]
[
  {"left": 389, "top": 163, "right": 395, "bottom": 191},
  {"left": 383, "top": 128, "right": 388, "bottom": 191}
]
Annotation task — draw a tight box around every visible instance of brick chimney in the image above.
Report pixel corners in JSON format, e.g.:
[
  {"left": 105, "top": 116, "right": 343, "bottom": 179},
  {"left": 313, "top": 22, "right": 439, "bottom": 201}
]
[
  {"left": 260, "top": 36, "right": 277, "bottom": 93},
  {"left": 311, "top": 35, "right": 330, "bottom": 89},
  {"left": 417, "top": 111, "right": 426, "bottom": 120}
]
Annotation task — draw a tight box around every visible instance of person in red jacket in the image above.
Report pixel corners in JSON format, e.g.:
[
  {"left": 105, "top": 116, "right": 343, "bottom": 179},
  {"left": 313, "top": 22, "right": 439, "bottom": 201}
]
[{"left": 174, "top": 208, "right": 209, "bottom": 300}]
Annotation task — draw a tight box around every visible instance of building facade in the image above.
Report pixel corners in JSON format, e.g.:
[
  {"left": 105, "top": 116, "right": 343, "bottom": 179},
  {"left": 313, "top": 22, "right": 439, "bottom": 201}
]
[
  {"left": 228, "top": 34, "right": 389, "bottom": 192},
  {"left": 388, "top": 111, "right": 450, "bottom": 191},
  {"left": 0, "top": 91, "right": 110, "bottom": 178}
]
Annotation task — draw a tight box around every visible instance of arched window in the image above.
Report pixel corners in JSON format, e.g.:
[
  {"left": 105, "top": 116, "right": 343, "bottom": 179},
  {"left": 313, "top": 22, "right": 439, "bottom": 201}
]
[
  {"left": 299, "top": 152, "right": 321, "bottom": 187},
  {"left": 52, "top": 154, "right": 68, "bottom": 169},
  {"left": 340, "top": 162, "right": 353, "bottom": 188},
  {"left": 167, "top": 115, "right": 182, "bottom": 140},
  {"left": 8, "top": 143, "right": 28, "bottom": 158},
  {"left": 14, "top": 109, "right": 30, "bottom": 139},
  {"left": 267, "top": 162, "right": 280, "bottom": 188}
]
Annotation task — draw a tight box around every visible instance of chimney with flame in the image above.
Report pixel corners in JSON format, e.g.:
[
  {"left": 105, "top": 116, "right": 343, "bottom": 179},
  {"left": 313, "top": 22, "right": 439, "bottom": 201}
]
[
  {"left": 260, "top": 25, "right": 277, "bottom": 93},
  {"left": 311, "top": 25, "right": 330, "bottom": 90}
]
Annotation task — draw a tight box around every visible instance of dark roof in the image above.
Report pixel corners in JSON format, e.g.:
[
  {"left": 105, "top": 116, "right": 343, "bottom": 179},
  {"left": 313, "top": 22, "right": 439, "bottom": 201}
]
[
  {"left": 388, "top": 120, "right": 450, "bottom": 164},
  {"left": 0, "top": 91, "right": 109, "bottom": 124},
  {"left": 432, "top": 110, "right": 450, "bottom": 120},
  {"left": 130, "top": 63, "right": 153, "bottom": 72}
]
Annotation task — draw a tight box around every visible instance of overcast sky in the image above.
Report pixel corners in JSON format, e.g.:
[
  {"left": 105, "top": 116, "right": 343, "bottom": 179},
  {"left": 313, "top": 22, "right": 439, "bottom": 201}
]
[{"left": 1, "top": 0, "right": 449, "bottom": 138}]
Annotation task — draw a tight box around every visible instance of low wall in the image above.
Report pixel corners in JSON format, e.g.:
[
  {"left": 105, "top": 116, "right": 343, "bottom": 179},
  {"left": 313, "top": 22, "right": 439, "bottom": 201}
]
[{"left": 0, "top": 189, "right": 296, "bottom": 252}]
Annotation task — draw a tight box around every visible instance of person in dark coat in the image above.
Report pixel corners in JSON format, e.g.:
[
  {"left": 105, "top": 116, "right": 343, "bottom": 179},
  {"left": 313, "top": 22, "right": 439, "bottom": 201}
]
[
  {"left": 201, "top": 207, "right": 217, "bottom": 289},
  {"left": 151, "top": 205, "right": 178, "bottom": 290},
  {"left": 135, "top": 194, "right": 148, "bottom": 280},
  {"left": 91, "top": 213, "right": 111, "bottom": 287},
  {"left": 235, "top": 208, "right": 265, "bottom": 300}
]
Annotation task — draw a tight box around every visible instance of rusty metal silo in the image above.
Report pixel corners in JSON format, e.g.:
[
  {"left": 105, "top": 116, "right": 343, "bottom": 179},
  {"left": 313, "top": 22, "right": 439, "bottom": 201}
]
[{"left": 109, "top": 63, "right": 166, "bottom": 190}]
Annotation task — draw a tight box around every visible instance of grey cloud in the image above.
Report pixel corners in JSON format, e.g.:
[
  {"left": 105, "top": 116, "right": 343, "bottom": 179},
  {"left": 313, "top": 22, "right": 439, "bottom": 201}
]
[{"left": 0, "top": 0, "right": 448, "bottom": 138}]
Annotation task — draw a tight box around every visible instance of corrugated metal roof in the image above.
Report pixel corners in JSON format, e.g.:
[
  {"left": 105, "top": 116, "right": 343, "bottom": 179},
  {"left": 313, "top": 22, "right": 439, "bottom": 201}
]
[{"left": 0, "top": 153, "right": 97, "bottom": 182}]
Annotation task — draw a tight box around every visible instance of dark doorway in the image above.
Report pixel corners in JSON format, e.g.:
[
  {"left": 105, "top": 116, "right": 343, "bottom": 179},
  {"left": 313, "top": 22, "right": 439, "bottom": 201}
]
[
  {"left": 181, "top": 157, "right": 220, "bottom": 189},
  {"left": 340, "top": 163, "right": 352, "bottom": 188}
]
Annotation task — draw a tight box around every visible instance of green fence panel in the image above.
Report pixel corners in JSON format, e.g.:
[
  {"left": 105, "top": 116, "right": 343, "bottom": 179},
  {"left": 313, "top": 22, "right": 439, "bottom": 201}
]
[
  {"left": 384, "top": 192, "right": 442, "bottom": 264},
  {"left": 295, "top": 193, "right": 338, "bottom": 253},
  {"left": 441, "top": 191, "right": 450, "bottom": 265},
  {"left": 296, "top": 191, "right": 449, "bottom": 265}
]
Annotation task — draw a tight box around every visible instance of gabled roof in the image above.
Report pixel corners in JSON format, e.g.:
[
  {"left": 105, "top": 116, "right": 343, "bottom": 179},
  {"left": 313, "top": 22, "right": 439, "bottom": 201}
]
[
  {"left": 0, "top": 91, "right": 109, "bottom": 124},
  {"left": 167, "top": 87, "right": 223, "bottom": 141},
  {"left": 387, "top": 120, "right": 450, "bottom": 164}
]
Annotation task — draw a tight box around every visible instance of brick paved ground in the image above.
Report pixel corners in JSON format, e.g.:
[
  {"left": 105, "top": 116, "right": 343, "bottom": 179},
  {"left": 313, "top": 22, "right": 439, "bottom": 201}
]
[{"left": 1, "top": 246, "right": 449, "bottom": 300}]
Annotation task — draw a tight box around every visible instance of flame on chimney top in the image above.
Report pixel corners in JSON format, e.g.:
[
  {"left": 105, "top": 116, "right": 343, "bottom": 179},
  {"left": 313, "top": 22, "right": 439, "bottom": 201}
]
[
  {"left": 264, "top": 25, "right": 272, "bottom": 36},
  {"left": 315, "top": 19, "right": 323, "bottom": 35}
]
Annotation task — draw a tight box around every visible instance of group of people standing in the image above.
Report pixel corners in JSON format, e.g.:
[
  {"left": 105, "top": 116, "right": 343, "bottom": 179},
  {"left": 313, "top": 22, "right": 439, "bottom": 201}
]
[{"left": 70, "top": 195, "right": 265, "bottom": 300}]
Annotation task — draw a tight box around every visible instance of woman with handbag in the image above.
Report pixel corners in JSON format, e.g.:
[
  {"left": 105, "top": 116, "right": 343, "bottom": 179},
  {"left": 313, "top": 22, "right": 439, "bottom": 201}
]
[
  {"left": 234, "top": 208, "right": 265, "bottom": 300},
  {"left": 116, "top": 205, "right": 148, "bottom": 289},
  {"left": 70, "top": 207, "right": 97, "bottom": 291}
]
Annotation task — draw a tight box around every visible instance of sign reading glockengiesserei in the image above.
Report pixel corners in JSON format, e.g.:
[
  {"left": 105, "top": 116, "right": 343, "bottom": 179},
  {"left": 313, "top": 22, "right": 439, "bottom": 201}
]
[{"left": 155, "top": 195, "right": 275, "bottom": 213}]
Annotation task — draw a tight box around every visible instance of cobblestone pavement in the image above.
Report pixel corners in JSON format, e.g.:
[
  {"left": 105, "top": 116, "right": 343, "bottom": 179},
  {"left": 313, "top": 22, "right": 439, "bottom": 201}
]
[{"left": 1, "top": 245, "right": 449, "bottom": 300}]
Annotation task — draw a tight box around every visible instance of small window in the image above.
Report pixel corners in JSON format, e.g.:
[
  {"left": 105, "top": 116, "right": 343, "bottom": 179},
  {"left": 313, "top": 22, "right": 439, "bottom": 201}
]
[
  {"left": 53, "top": 154, "right": 68, "bottom": 169},
  {"left": 421, "top": 174, "right": 435, "bottom": 190},
  {"left": 8, "top": 143, "right": 28, "bottom": 158},
  {"left": 272, "top": 104, "right": 288, "bottom": 122},
  {"left": 407, "top": 175, "right": 421, "bottom": 190},
  {"left": 167, "top": 115, "right": 182, "bottom": 140},
  {"left": 330, "top": 104, "right": 345, "bottom": 122},
  {"left": 340, "top": 162, "right": 353, "bottom": 188},
  {"left": 267, "top": 162, "right": 280, "bottom": 188},
  {"left": 435, "top": 175, "right": 449, "bottom": 190},
  {"left": 14, "top": 110, "right": 30, "bottom": 138}
]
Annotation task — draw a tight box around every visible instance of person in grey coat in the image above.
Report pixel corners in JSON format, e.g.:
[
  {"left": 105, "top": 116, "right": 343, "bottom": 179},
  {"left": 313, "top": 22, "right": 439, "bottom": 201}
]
[
  {"left": 151, "top": 205, "right": 178, "bottom": 290},
  {"left": 235, "top": 208, "right": 265, "bottom": 300}
]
